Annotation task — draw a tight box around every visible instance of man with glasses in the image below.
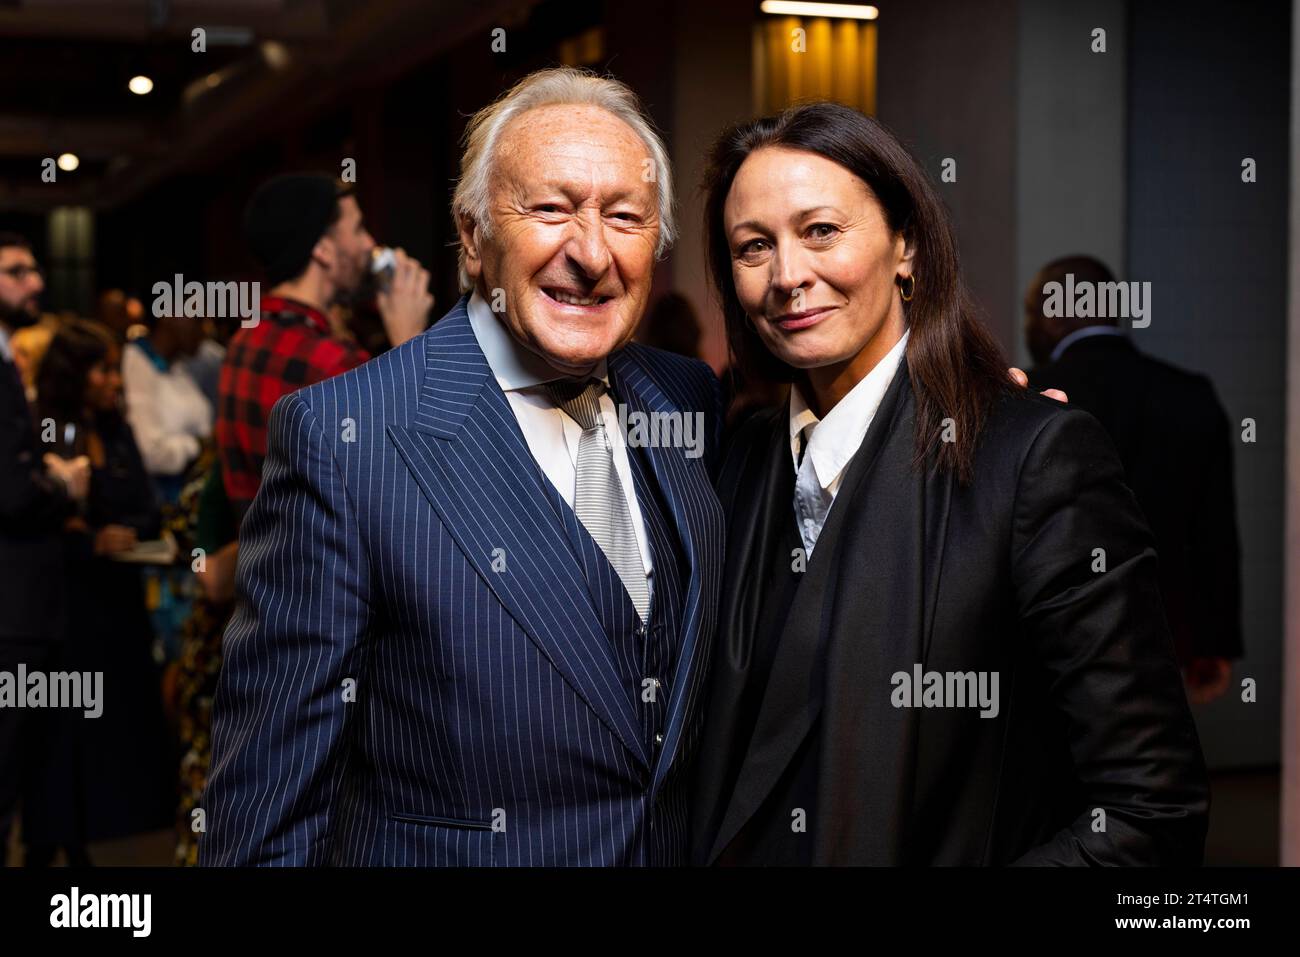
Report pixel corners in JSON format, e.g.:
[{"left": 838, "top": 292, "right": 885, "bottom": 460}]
[{"left": 0, "top": 231, "right": 89, "bottom": 863}]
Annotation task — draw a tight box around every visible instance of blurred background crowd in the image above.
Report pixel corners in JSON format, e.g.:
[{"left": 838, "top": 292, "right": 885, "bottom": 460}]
[{"left": 0, "top": 0, "right": 1294, "bottom": 866}]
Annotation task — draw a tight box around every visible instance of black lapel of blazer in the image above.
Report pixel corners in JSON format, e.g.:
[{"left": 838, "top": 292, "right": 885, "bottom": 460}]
[
  {"left": 809, "top": 376, "right": 943, "bottom": 863},
  {"left": 707, "top": 360, "right": 918, "bottom": 864},
  {"left": 690, "top": 405, "right": 789, "bottom": 861}
]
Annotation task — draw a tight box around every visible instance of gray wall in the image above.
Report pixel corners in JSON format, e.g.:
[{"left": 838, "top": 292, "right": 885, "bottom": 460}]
[
  {"left": 1014, "top": 0, "right": 1128, "bottom": 368},
  {"left": 877, "top": 0, "right": 1019, "bottom": 354},
  {"left": 1127, "top": 0, "right": 1291, "bottom": 768}
]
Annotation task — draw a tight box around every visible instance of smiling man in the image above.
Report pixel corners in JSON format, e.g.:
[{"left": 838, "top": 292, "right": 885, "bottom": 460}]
[{"left": 200, "top": 69, "right": 725, "bottom": 866}]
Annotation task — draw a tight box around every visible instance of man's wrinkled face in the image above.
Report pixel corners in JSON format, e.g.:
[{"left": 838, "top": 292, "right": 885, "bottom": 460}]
[
  {"left": 459, "top": 104, "right": 661, "bottom": 376},
  {"left": 0, "top": 245, "right": 44, "bottom": 328}
]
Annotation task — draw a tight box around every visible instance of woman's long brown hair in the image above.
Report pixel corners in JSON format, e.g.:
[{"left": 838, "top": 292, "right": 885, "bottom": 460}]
[
  {"left": 703, "top": 102, "right": 1010, "bottom": 484},
  {"left": 35, "top": 317, "right": 117, "bottom": 428}
]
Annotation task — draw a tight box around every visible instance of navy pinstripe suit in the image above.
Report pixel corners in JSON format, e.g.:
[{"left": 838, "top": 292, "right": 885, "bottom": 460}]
[{"left": 199, "top": 297, "right": 724, "bottom": 866}]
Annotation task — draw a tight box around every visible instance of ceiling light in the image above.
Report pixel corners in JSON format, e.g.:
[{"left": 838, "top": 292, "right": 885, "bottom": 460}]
[
  {"left": 760, "top": 2, "right": 879, "bottom": 19},
  {"left": 128, "top": 75, "right": 154, "bottom": 95},
  {"left": 261, "top": 41, "right": 291, "bottom": 70},
  {"left": 57, "top": 153, "right": 79, "bottom": 172}
]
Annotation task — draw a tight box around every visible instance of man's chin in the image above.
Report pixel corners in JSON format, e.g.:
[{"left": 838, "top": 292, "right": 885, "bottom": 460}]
[
  {"left": 541, "top": 348, "right": 612, "bottom": 375},
  {"left": 522, "top": 320, "right": 633, "bottom": 374},
  {"left": 526, "top": 334, "right": 621, "bottom": 375},
  {"left": 0, "top": 305, "right": 40, "bottom": 329}
]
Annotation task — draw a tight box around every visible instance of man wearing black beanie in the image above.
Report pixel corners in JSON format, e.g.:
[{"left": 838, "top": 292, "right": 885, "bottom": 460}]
[{"left": 217, "top": 172, "right": 432, "bottom": 521}]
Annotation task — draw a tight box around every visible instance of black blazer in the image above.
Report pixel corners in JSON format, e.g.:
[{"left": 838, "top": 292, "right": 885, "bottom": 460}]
[
  {"left": 691, "top": 361, "right": 1209, "bottom": 865},
  {"left": 0, "top": 356, "right": 69, "bottom": 644},
  {"left": 1028, "top": 335, "right": 1242, "bottom": 663}
]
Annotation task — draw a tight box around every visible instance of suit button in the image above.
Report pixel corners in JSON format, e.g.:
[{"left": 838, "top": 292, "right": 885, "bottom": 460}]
[
  {"left": 654, "top": 732, "right": 664, "bottom": 746},
  {"left": 635, "top": 622, "right": 646, "bottom": 637}
]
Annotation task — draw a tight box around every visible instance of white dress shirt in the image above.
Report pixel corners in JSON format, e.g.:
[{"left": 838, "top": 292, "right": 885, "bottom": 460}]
[
  {"left": 466, "top": 292, "right": 654, "bottom": 592},
  {"left": 122, "top": 340, "right": 213, "bottom": 477},
  {"left": 789, "top": 330, "right": 909, "bottom": 557}
]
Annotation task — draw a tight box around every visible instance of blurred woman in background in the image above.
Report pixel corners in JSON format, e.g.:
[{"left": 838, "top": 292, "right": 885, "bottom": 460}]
[
  {"left": 23, "top": 319, "right": 176, "bottom": 866},
  {"left": 121, "top": 310, "right": 215, "bottom": 667}
]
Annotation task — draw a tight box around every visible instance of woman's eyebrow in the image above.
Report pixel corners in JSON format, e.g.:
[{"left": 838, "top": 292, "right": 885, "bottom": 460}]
[
  {"left": 729, "top": 205, "right": 850, "bottom": 239},
  {"left": 796, "top": 206, "right": 847, "bottom": 219}
]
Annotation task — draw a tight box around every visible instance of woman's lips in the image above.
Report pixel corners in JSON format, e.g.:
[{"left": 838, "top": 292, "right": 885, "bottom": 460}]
[{"left": 772, "top": 306, "right": 834, "bottom": 331}]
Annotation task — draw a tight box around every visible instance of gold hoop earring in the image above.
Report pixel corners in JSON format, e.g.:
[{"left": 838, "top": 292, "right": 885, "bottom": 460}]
[{"left": 899, "top": 274, "right": 916, "bottom": 302}]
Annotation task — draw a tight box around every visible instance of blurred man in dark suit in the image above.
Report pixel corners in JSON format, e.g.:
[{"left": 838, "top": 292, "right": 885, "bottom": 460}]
[
  {"left": 0, "top": 231, "right": 89, "bottom": 861},
  {"left": 1026, "top": 255, "right": 1242, "bottom": 704}
]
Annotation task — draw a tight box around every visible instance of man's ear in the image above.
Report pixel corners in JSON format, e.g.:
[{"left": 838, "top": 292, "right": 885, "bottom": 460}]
[
  {"left": 457, "top": 214, "right": 482, "bottom": 279},
  {"left": 310, "top": 233, "right": 336, "bottom": 273}
]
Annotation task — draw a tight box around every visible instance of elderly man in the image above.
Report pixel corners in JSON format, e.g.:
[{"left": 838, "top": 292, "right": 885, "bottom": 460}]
[{"left": 200, "top": 68, "right": 724, "bottom": 866}]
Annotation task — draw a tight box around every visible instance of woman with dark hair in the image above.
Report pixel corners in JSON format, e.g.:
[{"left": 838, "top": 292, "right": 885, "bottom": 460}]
[
  {"left": 690, "top": 103, "right": 1208, "bottom": 866},
  {"left": 23, "top": 319, "right": 176, "bottom": 866}
]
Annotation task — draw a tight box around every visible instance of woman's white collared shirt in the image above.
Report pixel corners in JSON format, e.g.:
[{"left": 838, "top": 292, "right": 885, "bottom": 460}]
[{"left": 789, "top": 330, "right": 909, "bottom": 558}]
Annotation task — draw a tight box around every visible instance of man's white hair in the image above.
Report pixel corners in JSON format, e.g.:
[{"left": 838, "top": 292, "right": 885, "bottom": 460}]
[{"left": 451, "top": 67, "right": 676, "bottom": 292}]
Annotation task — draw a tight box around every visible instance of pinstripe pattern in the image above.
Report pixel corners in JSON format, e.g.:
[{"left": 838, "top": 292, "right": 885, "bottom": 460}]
[
  {"left": 624, "top": 426, "right": 689, "bottom": 862},
  {"left": 199, "top": 296, "right": 724, "bottom": 866},
  {"left": 533, "top": 381, "right": 688, "bottom": 865}
]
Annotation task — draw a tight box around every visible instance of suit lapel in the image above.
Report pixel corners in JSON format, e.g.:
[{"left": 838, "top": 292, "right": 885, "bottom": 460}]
[
  {"left": 386, "top": 301, "right": 649, "bottom": 772},
  {"left": 809, "top": 380, "right": 946, "bottom": 863},
  {"left": 707, "top": 361, "right": 925, "bottom": 863},
  {"left": 606, "top": 348, "right": 723, "bottom": 790}
]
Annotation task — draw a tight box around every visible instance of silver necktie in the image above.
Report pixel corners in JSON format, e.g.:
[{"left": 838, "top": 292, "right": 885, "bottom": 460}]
[
  {"left": 546, "top": 378, "right": 651, "bottom": 622},
  {"left": 793, "top": 423, "right": 828, "bottom": 558}
]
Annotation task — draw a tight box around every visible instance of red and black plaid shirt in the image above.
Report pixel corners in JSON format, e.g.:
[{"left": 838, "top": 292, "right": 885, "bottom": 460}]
[{"left": 217, "top": 295, "right": 370, "bottom": 521}]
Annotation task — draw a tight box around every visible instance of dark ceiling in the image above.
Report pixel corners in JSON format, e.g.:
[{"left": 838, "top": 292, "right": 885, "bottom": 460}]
[{"left": 0, "top": 0, "right": 527, "bottom": 212}]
